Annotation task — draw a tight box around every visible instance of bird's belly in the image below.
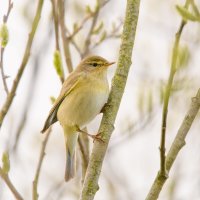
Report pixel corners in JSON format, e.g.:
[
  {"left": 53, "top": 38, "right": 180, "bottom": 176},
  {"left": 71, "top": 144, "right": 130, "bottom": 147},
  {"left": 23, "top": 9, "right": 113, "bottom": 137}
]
[{"left": 57, "top": 87, "right": 109, "bottom": 127}]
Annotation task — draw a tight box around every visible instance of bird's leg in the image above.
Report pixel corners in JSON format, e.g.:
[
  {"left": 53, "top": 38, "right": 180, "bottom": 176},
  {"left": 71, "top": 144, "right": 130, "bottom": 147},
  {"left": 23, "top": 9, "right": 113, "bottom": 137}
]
[{"left": 75, "top": 125, "right": 104, "bottom": 143}]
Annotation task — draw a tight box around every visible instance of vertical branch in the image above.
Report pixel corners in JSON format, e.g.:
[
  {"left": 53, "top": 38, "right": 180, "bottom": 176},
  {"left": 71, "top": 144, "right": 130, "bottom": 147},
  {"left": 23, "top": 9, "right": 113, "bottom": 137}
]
[
  {"left": 0, "top": 0, "right": 44, "bottom": 128},
  {"left": 32, "top": 128, "right": 51, "bottom": 200},
  {"left": 146, "top": 89, "right": 200, "bottom": 200},
  {"left": 80, "top": 0, "right": 141, "bottom": 199},
  {"left": 58, "top": 0, "right": 73, "bottom": 73},
  {"left": 0, "top": 167, "right": 24, "bottom": 200},
  {"left": 51, "top": 0, "right": 64, "bottom": 83},
  {"left": 51, "top": 0, "right": 60, "bottom": 51},
  {"left": 159, "top": 0, "right": 190, "bottom": 176}
]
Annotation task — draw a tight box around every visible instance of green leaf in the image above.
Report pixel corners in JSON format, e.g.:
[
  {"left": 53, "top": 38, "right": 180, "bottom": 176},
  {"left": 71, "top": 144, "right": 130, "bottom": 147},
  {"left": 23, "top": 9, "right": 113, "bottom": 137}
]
[
  {"left": 2, "top": 151, "right": 10, "bottom": 174},
  {"left": 53, "top": 50, "right": 64, "bottom": 79},
  {"left": 0, "top": 23, "right": 9, "bottom": 47},
  {"left": 95, "top": 0, "right": 100, "bottom": 12},
  {"left": 73, "top": 23, "right": 79, "bottom": 33},
  {"left": 85, "top": 5, "right": 92, "bottom": 14},
  {"left": 92, "top": 21, "right": 104, "bottom": 35},
  {"left": 98, "top": 31, "right": 107, "bottom": 43},
  {"left": 50, "top": 96, "right": 56, "bottom": 104},
  {"left": 177, "top": 45, "right": 190, "bottom": 69},
  {"left": 176, "top": 5, "right": 200, "bottom": 22}
]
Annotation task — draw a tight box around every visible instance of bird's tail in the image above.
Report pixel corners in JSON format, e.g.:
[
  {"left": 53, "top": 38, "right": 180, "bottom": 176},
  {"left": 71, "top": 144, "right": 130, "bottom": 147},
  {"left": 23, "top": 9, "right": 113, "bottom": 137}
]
[{"left": 64, "top": 126, "right": 79, "bottom": 181}]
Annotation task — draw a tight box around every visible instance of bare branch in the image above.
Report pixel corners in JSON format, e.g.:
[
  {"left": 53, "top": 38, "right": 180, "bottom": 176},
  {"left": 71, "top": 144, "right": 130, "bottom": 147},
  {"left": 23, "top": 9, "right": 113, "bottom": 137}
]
[
  {"left": 51, "top": 0, "right": 60, "bottom": 51},
  {"left": 0, "top": 49, "right": 9, "bottom": 94},
  {"left": 146, "top": 89, "right": 200, "bottom": 200},
  {"left": 51, "top": 0, "right": 64, "bottom": 83},
  {"left": 32, "top": 128, "right": 51, "bottom": 200},
  {"left": 90, "top": 20, "right": 122, "bottom": 51},
  {"left": 80, "top": 0, "right": 141, "bottom": 199},
  {"left": 0, "top": 0, "right": 14, "bottom": 95},
  {"left": 3, "top": 0, "right": 13, "bottom": 23},
  {"left": 58, "top": 0, "right": 73, "bottom": 73},
  {"left": 0, "top": 167, "right": 24, "bottom": 200},
  {"left": 159, "top": 0, "right": 190, "bottom": 177},
  {"left": 82, "top": 1, "right": 101, "bottom": 57},
  {"left": 0, "top": 0, "right": 44, "bottom": 128}
]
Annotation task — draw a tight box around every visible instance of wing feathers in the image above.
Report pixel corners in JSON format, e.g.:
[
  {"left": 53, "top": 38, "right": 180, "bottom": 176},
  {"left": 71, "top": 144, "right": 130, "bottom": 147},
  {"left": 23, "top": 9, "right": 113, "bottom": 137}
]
[{"left": 41, "top": 72, "right": 83, "bottom": 133}]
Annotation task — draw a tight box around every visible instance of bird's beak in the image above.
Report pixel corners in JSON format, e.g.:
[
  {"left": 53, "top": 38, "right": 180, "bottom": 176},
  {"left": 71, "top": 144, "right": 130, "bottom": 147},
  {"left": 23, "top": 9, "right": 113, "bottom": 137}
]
[{"left": 105, "top": 62, "right": 115, "bottom": 67}]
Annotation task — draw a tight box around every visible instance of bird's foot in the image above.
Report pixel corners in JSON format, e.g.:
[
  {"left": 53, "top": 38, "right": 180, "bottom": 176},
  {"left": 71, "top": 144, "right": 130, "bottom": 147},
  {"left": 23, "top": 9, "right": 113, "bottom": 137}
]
[
  {"left": 90, "top": 132, "right": 104, "bottom": 143},
  {"left": 75, "top": 125, "right": 104, "bottom": 143}
]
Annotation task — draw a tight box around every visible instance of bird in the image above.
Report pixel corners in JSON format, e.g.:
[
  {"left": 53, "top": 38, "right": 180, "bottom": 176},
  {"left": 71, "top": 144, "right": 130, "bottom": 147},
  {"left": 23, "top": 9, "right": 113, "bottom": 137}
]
[{"left": 41, "top": 55, "right": 115, "bottom": 181}]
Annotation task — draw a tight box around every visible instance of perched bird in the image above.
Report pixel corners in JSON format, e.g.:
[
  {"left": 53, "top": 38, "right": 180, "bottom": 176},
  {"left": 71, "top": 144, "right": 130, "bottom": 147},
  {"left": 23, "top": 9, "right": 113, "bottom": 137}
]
[{"left": 41, "top": 55, "right": 114, "bottom": 181}]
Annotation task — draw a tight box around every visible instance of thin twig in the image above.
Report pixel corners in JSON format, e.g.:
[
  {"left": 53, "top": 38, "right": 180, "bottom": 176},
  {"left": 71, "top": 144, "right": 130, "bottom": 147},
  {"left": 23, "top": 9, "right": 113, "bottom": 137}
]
[
  {"left": 146, "top": 89, "right": 200, "bottom": 200},
  {"left": 90, "top": 20, "right": 122, "bottom": 51},
  {"left": 82, "top": 0, "right": 110, "bottom": 57},
  {"left": 68, "top": 14, "right": 93, "bottom": 40},
  {"left": 51, "top": 0, "right": 64, "bottom": 83},
  {"left": 51, "top": 0, "right": 60, "bottom": 51},
  {"left": 82, "top": 3, "right": 100, "bottom": 57},
  {"left": 2, "top": 0, "right": 13, "bottom": 24},
  {"left": 0, "top": 0, "right": 44, "bottom": 129},
  {"left": 67, "top": 0, "right": 110, "bottom": 40},
  {"left": 0, "top": 49, "right": 9, "bottom": 94},
  {"left": 159, "top": 0, "right": 190, "bottom": 177},
  {"left": 0, "top": 0, "right": 14, "bottom": 95},
  {"left": 32, "top": 128, "right": 51, "bottom": 200},
  {"left": 0, "top": 167, "right": 24, "bottom": 200}
]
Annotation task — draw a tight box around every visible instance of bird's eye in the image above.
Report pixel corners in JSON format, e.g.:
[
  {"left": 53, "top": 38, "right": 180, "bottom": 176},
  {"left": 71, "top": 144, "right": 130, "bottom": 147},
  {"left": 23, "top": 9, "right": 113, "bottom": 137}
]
[{"left": 92, "top": 63, "right": 98, "bottom": 67}]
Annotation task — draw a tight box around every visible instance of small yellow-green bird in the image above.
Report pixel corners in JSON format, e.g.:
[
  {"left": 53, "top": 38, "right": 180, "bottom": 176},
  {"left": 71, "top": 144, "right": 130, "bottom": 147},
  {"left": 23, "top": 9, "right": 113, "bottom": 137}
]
[{"left": 41, "top": 55, "right": 114, "bottom": 181}]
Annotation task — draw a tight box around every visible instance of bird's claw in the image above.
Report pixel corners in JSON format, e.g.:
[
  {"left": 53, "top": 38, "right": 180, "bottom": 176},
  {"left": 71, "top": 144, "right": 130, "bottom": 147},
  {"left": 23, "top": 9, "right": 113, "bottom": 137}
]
[{"left": 91, "top": 132, "right": 104, "bottom": 143}]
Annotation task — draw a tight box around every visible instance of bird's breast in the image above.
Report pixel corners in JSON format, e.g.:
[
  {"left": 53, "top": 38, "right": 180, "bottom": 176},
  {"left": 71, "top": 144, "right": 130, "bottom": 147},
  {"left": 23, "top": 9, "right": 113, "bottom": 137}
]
[{"left": 57, "top": 76, "right": 109, "bottom": 127}]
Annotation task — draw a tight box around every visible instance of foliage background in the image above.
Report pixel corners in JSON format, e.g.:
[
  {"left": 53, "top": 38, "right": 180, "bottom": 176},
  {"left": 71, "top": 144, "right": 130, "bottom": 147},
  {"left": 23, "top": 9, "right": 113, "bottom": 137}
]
[{"left": 0, "top": 0, "right": 200, "bottom": 199}]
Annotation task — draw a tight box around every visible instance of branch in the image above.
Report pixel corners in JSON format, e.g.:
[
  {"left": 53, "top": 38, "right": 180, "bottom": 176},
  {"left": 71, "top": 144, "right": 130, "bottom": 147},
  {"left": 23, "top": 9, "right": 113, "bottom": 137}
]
[
  {"left": 159, "top": 0, "right": 190, "bottom": 176},
  {"left": 79, "top": 0, "right": 141, "bottom": 199},
  {"left": 0, "top": 0, "right": 13, "bottom": 95},
  {"left": 82, "top": 10, "right": 99, "bottom": 56},
  {"left": 90, "top": 20, "right": 122, "bottom": 51},
  {"left": 32, "top": 128, "right": 51, "bottom": 200},
  {"left": 0, "top": 0, "right": 44, "bottom": 128},
  {"left": 146, "top": 88, "right": 200, "bottom": 200},
  {"left": 66, "top": 1, "right": 110, "bottom": 58},
  {"left": 0, "top": 48, "right": 9, "bottom": 94},
  {"left": 67, "top": 0, "right": 110, "bottom": 41},
  {"left": 51, "top": 0, "right": 64, "bottom": 83},
  {"left": 51, "top": 0, "right": 60, "bottom": 51},
  {"left": 58, "top": 0, "right": 73, "bottom": 73},
  {"left": 12, "top": 26, "right": 53, "bottom": 151},
  {"left": 0, "top": 167, "right": 24, "bottom": 200}
]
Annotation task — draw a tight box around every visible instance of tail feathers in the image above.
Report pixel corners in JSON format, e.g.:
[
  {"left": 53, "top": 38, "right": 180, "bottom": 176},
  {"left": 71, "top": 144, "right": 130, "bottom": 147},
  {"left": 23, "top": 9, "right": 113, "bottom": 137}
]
[{"left": 65, "top": 149, "right": 75, "bottom": 181}]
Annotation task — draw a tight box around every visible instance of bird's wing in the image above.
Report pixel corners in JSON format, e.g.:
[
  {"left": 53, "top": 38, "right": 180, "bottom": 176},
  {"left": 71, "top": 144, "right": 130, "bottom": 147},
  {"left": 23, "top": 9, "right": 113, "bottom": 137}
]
[{"left": 41, "top": 72, "right": 84, "bottom": 133}]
